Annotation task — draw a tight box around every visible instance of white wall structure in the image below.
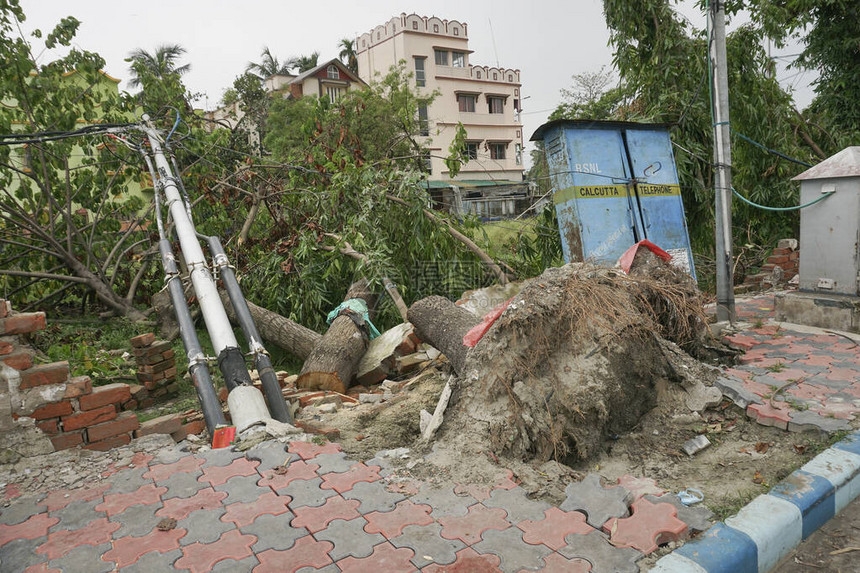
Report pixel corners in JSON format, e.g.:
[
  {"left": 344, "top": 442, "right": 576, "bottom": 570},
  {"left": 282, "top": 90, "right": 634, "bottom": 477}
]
[{"left": 357, "top": 13, "right": 525, "bottom": 184}]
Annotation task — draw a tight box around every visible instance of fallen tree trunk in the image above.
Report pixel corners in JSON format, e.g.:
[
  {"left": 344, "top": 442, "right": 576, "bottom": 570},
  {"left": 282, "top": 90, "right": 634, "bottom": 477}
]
[
  {"left": 407, "top": 295, "right": 479, "bottom": 376},
  {"left": 219, "top": 290, "right": 321, "bottom": 361},
  {"left": 297, "top": 280, "right": 377, "bottom": 393}
]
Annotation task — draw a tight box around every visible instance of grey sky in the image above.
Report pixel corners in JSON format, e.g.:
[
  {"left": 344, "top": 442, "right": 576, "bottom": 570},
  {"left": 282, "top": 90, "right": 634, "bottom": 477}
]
[{"left": 20, "top": 0, "right": 813, "bottom": 166}]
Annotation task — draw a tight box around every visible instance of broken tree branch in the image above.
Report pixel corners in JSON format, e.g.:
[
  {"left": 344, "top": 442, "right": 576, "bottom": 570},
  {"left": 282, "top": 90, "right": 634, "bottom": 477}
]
[{"left": 407, "top": 295, "right": 479, "bottom": 376}]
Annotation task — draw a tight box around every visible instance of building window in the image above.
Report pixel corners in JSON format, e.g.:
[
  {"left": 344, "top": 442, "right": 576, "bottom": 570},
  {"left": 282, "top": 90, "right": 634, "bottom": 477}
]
[
  {"left": 421, "top": 153, "right": 432, "bottom": 174},
  {"left": 434, "top": 49, "right": 448, "bottom": 66},
  {"left": 493, "top": 73, "right": 498, "bottom": 80},
  {"left": 452, "top": 52, "right": 465, "bottom": 67},
  {"left": 457, "top": 94, "right": 476, "bottom": 113},
  {"left": 327, "top": 65, "right": 340, "bottom": 79},
  {"left": 453, "top": 28, "right": 459, "bottom": 36},
  {"left": 488, "top": 96, "right": 504, "bottom": 114},
  {"left": 413, "top": 21, "right": 418, "bottom": 30},
  {"left": 514, "top": 88, "right": 519, "bottom": 96},
  {"left": 434, "top": 24, "right": 439, "bottom": 32},
  {"left": 465, "top": 143, "right": 479, "bottom": 160},
  {"left": 490, "top": 143, "right": 506, "bottom": 160},
  {"left": 417, "top": 104, "right": 429, "bottom": 136},
  {"left": 326, "top": 86, "right": 343, "bottom": 102},
  {"left": 508, "top": 75, "right": 513, "bottom": 82},
  {"left": 414, "top": 57, "right": 425, "bottom": 87},
  {"left": 515, "top": 143, "right": 522, "bottom": 165},
  {"left": 377, "top": 31, "right": 381, "bottom": 40},
  {"left": 476, "top": 71, "right": 482, "bottom": 79}
]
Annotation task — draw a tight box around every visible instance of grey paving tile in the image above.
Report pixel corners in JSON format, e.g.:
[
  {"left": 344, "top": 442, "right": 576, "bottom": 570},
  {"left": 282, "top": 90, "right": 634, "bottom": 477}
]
[
  {"left": 151, "top": 447, "right": 188, "bottom": 465},
  {"left": 312, "top": 452, "right": 354, "bottom": 474},
  {"left": 199, "top": 447, "right": 245, "bottom": 468},
  {"left": 110, "top": 501, "right": 164, "bottom": 538},
  {"left": 788, "top": 409, "right": 851, "bottom": 433},
  {"left": 295, "top": 565, "right": 340, "bottom": 573},
  {"left": 279, "top": 477, "right": 337, "bottom": 508},
  {"left": 177, "top": 507, "right": 235, "bottom": 546},
  {"left": 245, "top": 441, "right": 297, "bottom": 473},
  {"left": 106, "top": 465, "right": 154, "bottom": 495},
  {"left": 714, "top": 376, "right": 762, "bottom": 408},
  {"left": 559, "top": 530, "right": 642, "bottom": 573},
  {"left": 472, "top": 527, "right": 552, "bottom": 572},
  {"left": 240, "top": 512, "right": 307, "bottom": 552},
  {"left": 407, "top": 485, "right": 473, "bottom": 518},
  {"left": 49, "top": 498, "right": 105, "bottom": 532},
  {"left": 643, "top": 494, "right": 714, "bottom": 533},
  {"left": 343, "top": 480, "right": 406, "bottom": 514},
  {"left": 215, "top": 473, "right": 272, "bottom": 504},
  {"left": 482, "top": 487, "right": 552, "bottom": 524},
  {"left": 0, "top": 494, "right": 46, "bottom": 525},
  {"left": 210, "top": 555, "right": 260, "bottom": 572},
  {"left": 313, "top": 517, "right": 384, "bottom": 561},
  {"left": 559, "top": 474, "right": 630, "bottom": 528},
  {"left": 49, "top": 542, "right": 113, "bottom": 573},
  {"left": 158, "top": 468, "right": 206, "bottom": 500},
  {"left": 390, "top": 522, "right": 466, "bottom": 569},
  {"left": 0, "top": 535, "right": 48, "bottom": 571},
  {"left": 118, "top": 547, "right": 182, "bottom": 572}
]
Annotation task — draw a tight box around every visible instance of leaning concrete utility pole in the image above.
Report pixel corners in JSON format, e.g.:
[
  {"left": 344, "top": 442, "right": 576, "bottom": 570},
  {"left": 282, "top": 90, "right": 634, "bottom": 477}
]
[{"left": 710, "top": 0, "right": 736, "bottom": 322}]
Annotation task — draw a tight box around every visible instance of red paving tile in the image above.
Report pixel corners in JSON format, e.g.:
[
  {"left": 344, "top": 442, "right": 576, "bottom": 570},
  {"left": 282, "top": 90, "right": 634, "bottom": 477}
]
[
  {"left": 258, "top": 460, "right": 320, "bottom": 491},
  {"left": 100, "top": 527, "right": 186, "bottom": 568},
  {"left": 453, "top": 483, "right": 492, "bottom": 501},
  {"left": 747, "top": 402, "right": 792, "bottom": 429},
  {"left": 253, "top": 535, "right": 333, "bottom": 573},
  {"left": 291, "top": 496, "right": 361, "bottom": 533},
  {"left": 156, "top": 488, "right": 227, "bottom": 520},
  {"left": 143, "top": 456, "right": 204, "bottom": 481},
  {"left": 95, "top": 483, "right": 167, "bottom": 516},
  {"left": 0, "top": 513, "right": 59, "bottom": 545},
  {"left": 602, "top": 498, "right": 687, "bottom": 554},
  {"left": 724, "top": 334, "right": 758, "bottom": 350},
  {"left": 827, "top": 368, "right": 860, "bottom": 381},
  {"left": 804, "top": 355, "right": 835, "bottom": 367},
  {"left": 130, "top": 452, "right": 154, "bottom": 467},
  {"left": 494, "top": 470, "right": 519, "bottom": 490},
  {"left": 320, "top": 463, "right": 381, "bottom": 493},
  {"left": 43, "top": 484, "right": 110, "bottom": 512},
  {"left": 725, "top": 368, "right": 753, "bottom": 381},
  {"left": 532, "top": 552, "right": 592, "bottom": 572},
  {"left": 787, "top": 384, "right": 837, "bottom": 401},
  {"left": 174, "top": 529, "right": 257, "bottom": 573},
  {"left": 4, "top": 484, "right": 22, "bottom": 500},
  {"left": 517, "top": 507, "right": 594, "bottom": 550},
  {"left": 198, "top": 457, "right": 260, "bottom": 487},
  {"left": 363, "top": 501, "right": 434, "bottom": 538},
  {"left": 742, "top": 378, "right": 774, "bottom": 398},
  {"left": 36, "top": 518, "right": 120, "bottom": 560},
  {"left": 767, "top": 369, "right": 809, "bottom": 382},
  {"left": 288, "top": 441, "right": 342, "bottom": 460},
  {"left": 423, "top": 547, "right": 503, "bottom": 572},
  {"left": 221, "top": 491, "right": 291, "bottom": 527},
  {"left": 809, "top": 402, "right": 858, "bottom": 420},
  {"left": 616, "top": 475, "right": 666, "bottom": 500},
  {"left": 387, "top": 480, "right": 421, "bottom": 495},
  {"left": 23, "top": 564, "right": 61, "bottom": 573},
  {"left": 438, "top": 503, "right": 510, "bottom": 545},
  {"left": 338, "top": 541, "right": 417, "bottom": 572}
]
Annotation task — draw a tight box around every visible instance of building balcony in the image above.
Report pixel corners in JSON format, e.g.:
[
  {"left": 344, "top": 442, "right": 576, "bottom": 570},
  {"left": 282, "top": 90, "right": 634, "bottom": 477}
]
[
  {"left": 434, "top": 65, "right": 471, "bottom": 79},
  {"left": 456, "top": 111, "right": 519, "bottom": 126}
]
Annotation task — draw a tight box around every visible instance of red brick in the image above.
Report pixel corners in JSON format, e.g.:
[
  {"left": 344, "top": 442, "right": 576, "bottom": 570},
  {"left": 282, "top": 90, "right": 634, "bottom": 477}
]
[
  {"left": 294, "top": 420, "right": 340, "bottom": 440},
  {"left": 130, "top": 333, "right": 155, "bottom": 348},
  {"left": 37, "top": 419, "right": 59, "bottom": 435},
  {"left": 170, "top": 427, "right": 187, "bottom": 442},
  {"left": 63, "top": 376, "right": 92, "bottom": 399},
  {"left": 51, "top": 431, "right": 83, "bottom": 450},
  {"left": 79, "top": 383, "right": 131, "bottom": 411},
  {"left": 139, "top": 398, "right": 155, "bottom": 409},
  {"left": 30, "top": 400, "right": 73, "bottom": 420},
  {"left": 182, "top": 420, "right": 206, "bottom": 436},
  {"left": 161, "top": 349, "right": 175, "bottom": 361},
  {"left": 19, "top": 361, "right": 70, "bottom": 389},
  {"left": 0, "top": 339, "right": 12, "bottom": 356},
  {"left": 140, "top": 360, "right": 173, "bottom": 375},
  {"left": 789, "top": 251, "right": 799, "bottom": 261},
  {"left": 2, "top": 349, "right": 33, "bottom": 370},
  {"left": 163, "top": 367, "right": 177, "bottom": 380},
  {"left": 771, "top": 247, "right": 792, "bottom": 256},
  {"left": 0, "top": 312, "right": 46, "bottom": 335},
  {"left": 128, "top": 384, "right": 147, "bottom": 398},
  {"left": 86, "top": 411, "right": 140, "bottom": 442},
  {"left": 767, "top": 254, "right": 790, "bottom": 264},
  {"left": 122, "top": 399, "right": 138, "bottom": 411},
  {"left": 136, "top": 413, "right": 182, "bottom": 437},
  {"left": 62, "top": 404, "right": 117, "bottom": 431},
  {"left": 84, "top": 433, "right": 132, "bottom": 451}
]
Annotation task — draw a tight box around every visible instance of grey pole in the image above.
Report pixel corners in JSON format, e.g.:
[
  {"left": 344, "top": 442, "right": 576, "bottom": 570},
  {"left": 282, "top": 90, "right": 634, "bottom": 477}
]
[{"left": 710, "top": 0, "right": 736, "bottom": 322}]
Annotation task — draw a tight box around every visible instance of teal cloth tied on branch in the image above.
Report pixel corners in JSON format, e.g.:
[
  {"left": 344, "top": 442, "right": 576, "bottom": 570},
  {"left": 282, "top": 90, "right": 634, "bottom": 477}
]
[{"left": 326, "top": 298, "right": 381, "bottom": 339}]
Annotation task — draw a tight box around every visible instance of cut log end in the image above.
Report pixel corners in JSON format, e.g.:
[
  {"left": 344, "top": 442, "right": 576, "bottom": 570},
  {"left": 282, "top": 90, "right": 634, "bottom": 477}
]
[{"left": 296, "top": 371, "right": 347, "bottom": 395}]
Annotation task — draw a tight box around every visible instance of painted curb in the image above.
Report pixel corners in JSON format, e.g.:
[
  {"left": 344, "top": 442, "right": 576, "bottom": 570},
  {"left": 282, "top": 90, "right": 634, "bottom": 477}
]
[{"left": 651, "top": 430, "right": 860, "bottom": 573}]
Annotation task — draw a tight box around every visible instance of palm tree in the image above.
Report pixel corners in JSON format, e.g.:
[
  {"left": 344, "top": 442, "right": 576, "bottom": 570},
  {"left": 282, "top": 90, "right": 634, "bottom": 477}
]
[
  {"left": 127, "top": 44, "right": 190, "bottom": 88},
  {"left": 246, "top": 47, "right": 293, "bottom": 78},
  {"left": 290, "top": 52, "right": 320, "bottom": 74},
  {"left": 338, "top": 39, "right": 358, "bottom": 74}
]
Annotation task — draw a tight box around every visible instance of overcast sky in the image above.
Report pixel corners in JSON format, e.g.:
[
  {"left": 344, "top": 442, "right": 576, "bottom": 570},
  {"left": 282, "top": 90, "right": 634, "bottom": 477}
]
[{"left": 19, "top": 0, "right": 813, "bottom": 165}]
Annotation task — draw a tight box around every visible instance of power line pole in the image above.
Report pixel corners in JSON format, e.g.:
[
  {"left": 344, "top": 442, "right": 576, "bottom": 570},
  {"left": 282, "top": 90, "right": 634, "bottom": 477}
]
[{"left": 710, "top": 0, "right": 736, "bottom": 322}]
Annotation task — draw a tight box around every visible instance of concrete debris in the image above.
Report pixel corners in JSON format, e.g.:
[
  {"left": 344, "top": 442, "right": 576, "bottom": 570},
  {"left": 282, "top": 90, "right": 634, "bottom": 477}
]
[
  {"left": 681, "top": 435, "right": 711, "bottom": 456},
  {"left": 685, "top": 382, "right": 723, "bottom": 412}
]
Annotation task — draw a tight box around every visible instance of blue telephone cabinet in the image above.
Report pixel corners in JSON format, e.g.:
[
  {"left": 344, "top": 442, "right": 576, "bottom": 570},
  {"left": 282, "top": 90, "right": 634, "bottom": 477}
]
[{"left": 531, "top": 120, "right": 695, "bottom": 279}]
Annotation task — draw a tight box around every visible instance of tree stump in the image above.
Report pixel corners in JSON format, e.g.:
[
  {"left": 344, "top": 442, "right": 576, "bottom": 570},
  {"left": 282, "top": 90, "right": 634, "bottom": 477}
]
[{"left": 407, "top": 295, "right": 479, "bottom": 376}]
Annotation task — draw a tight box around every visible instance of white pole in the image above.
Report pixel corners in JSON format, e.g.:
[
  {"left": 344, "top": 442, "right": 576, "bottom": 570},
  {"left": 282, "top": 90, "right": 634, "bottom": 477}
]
[{"left": 139, "top": 119, "right": 239, "bottom": 353}]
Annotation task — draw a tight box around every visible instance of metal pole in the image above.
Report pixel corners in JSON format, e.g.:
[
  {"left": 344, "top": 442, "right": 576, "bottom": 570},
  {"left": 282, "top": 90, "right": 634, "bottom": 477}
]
[
  {"left": 142, "top": 153, "right": 227, "bottom": 436},
  {"left": 710, "top": 0, "right": 736, "bottom": 322},
  {"left": 206, "top": 235, "right": 292, "bottom": 423}
]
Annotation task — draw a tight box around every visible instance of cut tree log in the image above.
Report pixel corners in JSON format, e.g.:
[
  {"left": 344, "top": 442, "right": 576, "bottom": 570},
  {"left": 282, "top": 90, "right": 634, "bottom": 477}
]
[
  {"left": 218, "top": 290, "right": 321, "bottom": 361},
  {"left": 407, "top": 295, "right": 479, "bottom": 376},
  {"left": 297, "top": 280, "right": 377, "bottom": 393}
]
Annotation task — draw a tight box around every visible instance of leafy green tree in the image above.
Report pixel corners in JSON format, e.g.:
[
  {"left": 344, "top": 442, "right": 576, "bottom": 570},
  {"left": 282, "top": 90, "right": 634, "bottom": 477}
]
[
  {"left": 289, "top": 52, "right": 320, "bottom": 73},
  {"left": 338, "top": 39, "right": 358, "bottom": 74},
  {"left": 127, "top": 44, "right": 190, "bottom": 88},
  {"left": 246, "top": 46, "right": 293, "bottom": 78}
]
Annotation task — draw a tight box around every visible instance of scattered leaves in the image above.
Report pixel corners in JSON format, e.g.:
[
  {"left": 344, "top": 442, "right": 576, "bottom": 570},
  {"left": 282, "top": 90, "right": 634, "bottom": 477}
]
[
  {"left": 755, "top": 442, "right": 770, "bottom": 454},
  {"left": 156, "top": 517, "right": 177, "bottom": 531},
  {"left": 752, "top": 470, "right": 765, "bottom": 484}
]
